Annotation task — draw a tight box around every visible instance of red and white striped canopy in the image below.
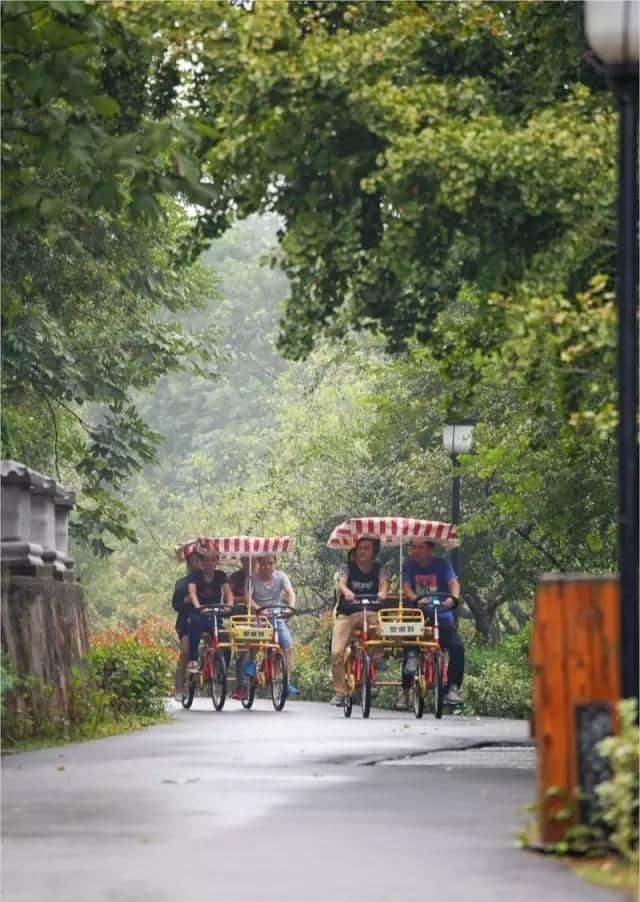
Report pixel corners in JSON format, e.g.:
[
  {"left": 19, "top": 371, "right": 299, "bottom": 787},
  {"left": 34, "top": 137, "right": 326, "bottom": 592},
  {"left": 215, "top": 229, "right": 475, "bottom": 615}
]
[
  {"left": 175, "top": 535, "right": 292, "bottom": 561},
  {"left": 327, "top": 517, "right": 459, "bottom": 551}
]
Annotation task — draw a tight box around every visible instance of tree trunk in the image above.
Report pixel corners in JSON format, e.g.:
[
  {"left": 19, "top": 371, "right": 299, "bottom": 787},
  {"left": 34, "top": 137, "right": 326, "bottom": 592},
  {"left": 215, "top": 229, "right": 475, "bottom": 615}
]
[
  {"left": 1, "top": 572, "right": 89, "bottom": 720},
  {"left": 462, "top": 590, "right": 502, "bottom": 643}
]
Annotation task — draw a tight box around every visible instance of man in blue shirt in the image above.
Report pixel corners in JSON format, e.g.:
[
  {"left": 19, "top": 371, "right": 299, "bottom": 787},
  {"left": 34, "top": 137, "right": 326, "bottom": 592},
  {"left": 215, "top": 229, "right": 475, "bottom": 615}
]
[{"left": 399, "top": 539, "right": 465, "bottom": 709}]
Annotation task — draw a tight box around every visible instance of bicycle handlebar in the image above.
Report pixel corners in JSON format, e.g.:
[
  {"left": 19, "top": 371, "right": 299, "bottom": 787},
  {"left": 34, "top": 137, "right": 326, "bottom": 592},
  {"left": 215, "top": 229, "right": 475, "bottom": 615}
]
[
  {"left": 255, "top": 604, "right": 297, "bottom": 620},
  {"left": 197, "top": 604, "right": 232, "bottom": 614},
  {"left": 409, "top": 592, "right": 460, "bottom": 607},
  {"left": 338, "top": 594, "right": 385, "bottom": 608}
]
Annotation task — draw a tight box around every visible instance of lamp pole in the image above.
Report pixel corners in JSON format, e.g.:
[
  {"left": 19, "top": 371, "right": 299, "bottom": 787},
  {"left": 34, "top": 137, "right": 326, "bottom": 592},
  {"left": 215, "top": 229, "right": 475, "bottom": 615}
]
[
  {"left": 451, "top": 457, "right": 461, "bottom": 575},
  {"left": 616, "top": 65, "right": 639, "bottom": 703},
  {"left": 585, "top": 1, "right": 639, "bottom": 703},
  {"left": 443, "top": 423, "right": 474, "bottom": 577}
]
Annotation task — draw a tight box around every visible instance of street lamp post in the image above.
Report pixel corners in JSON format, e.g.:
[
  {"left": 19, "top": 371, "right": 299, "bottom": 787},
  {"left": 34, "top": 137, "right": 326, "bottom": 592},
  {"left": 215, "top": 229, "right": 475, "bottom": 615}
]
[
  {"left": 585, "top": 1, "right": 639, "bottom": 702},
  {"left": 442, "top": 423, "right": 474, "bottom": 575}
]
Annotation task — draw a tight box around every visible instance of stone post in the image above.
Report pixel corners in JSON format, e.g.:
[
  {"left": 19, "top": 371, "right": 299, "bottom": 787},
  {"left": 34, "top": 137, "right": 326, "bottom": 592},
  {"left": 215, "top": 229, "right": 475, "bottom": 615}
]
[
  {"left": 54, "top": 490, "right": 75, "bottom": 574},
  {"left": 30, "top": 473, "right": 63, "bottom": 575},
  {"left": 1, "top": 460, "right": 88, "bottom": 725},
  {"left": 0, "top": 461, "right": 44, "bottom": 569}
]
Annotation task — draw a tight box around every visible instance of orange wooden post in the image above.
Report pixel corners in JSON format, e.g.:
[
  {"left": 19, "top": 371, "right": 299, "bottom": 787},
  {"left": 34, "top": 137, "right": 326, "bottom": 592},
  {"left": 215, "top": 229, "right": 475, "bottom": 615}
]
[{"left": 531, "top": 575, "right": 620, "bottom": 844}]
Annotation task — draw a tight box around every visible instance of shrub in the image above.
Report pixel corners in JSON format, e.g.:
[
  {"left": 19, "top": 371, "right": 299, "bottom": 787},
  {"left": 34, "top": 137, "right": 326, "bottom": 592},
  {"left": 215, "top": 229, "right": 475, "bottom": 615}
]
[
  {"left": 461, "top": 622, "right": 532, "bottom": 719},
  {"left": 596, "top": 700, "right": 639, "bottom": 864},
  {"left": 2, "top": 619, "right": 175, "bottom": 748},
  {"left": 463, "top": 661, "right": 532, "bottom": 719},
  {"left": 89, "top": 627, "right": 175, "bottom": 718},
  {"left": 291, "top": 614, "right": 333, "bottom": 700},
  {"left": 466, "top": 621, "right": 532, "bottom": 673},
  {"left": 1, "top": 654, "right": 16, "bottom": 718}
]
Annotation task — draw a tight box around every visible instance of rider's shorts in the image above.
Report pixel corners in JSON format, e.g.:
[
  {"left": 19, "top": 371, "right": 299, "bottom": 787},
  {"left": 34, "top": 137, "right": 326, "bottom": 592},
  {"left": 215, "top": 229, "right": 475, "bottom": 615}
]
[{"left": 275, "top": 620, "right": 293, "bottom": 650}]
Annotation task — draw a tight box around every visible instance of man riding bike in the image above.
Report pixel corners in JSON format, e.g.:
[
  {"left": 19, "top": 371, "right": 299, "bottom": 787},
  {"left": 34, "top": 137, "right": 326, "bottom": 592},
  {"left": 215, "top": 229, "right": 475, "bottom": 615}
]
[{"left": 398, "top": 538, "right": 464, "bottom": 709}]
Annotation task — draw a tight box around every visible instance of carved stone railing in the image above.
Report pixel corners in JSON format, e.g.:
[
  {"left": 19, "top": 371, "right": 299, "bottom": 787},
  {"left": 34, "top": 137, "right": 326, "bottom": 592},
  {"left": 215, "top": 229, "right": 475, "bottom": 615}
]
[
  {"left": 1, "top": 461, "right": 88, "bottom": 722},
  {"left": 1, "top": 460, "right": 75, "bottom": 577}
]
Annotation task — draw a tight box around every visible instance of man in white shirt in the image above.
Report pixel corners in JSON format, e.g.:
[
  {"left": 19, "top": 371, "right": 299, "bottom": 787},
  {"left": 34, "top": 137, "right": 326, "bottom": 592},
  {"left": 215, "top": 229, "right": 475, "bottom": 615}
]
[{"left": 238, "top": 555, "right": 299, "bottom": 697}]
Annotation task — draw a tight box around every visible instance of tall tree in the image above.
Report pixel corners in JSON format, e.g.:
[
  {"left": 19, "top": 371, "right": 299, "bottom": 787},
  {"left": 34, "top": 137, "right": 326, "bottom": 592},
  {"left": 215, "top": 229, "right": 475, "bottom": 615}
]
[
  {"left": 167, "top": 1, "right": 614, "bottom": 358},
  {"left": 2, "top": 1, "right": 220, "bottom": 552}
]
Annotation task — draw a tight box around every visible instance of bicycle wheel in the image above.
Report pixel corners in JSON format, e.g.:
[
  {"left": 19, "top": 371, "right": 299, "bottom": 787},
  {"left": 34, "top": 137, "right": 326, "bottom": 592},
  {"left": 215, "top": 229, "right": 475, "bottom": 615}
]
[
  {"left": 413, "top": 664, "right": 425, "bottom": 719},
  {"left": 270, "top": 650, "right": 289, "bottom": 711},
  {"left": 343, "top": 649, "right": 354, "bottom": 718},
  {"left": 433, "top": 651, "right": 444, "bottom": 720},
  {"left": 361, "top": 654, "right": 372, "bottom": 719},
  {"left": 242, "top": 677, "right": 256, "bottom": 710},
  {"left": 209, "top": 652, "right": 227, "bottom": 711},
  {"left": 181, "top": 674, "right": 195, "bottom": 709}
]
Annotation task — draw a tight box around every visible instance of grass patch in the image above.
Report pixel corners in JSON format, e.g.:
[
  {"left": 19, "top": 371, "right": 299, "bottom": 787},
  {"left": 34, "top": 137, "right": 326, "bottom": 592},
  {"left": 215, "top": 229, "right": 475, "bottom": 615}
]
[
  {"left": 2, "top": 711, "right": 170, "bottom": 754},
  {"left": 572, "top": 858, "right": 639, "bottom": 897}
]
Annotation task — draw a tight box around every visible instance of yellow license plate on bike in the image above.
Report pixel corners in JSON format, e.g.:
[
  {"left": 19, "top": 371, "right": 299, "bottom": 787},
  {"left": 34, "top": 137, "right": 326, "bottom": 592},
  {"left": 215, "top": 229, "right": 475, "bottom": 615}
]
[
  {"left": 232, "top": 626, "right": 272, "bottom": 641},
  {"left": 379, "top": 622, "right": 424, "bottom": 638},
  {"left": 229, "top": 615, "right": 273, "bottom": 642},
  {"left": 377, "top": 607, "right": 425, "bottom": 638}
]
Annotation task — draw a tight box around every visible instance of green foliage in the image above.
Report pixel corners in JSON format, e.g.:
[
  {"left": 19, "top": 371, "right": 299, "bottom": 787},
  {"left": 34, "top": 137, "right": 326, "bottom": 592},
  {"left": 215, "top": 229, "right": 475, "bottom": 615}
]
[
  {"left": 88, "top": 632, "right": 174, "bottom": 718},
  {"left": 2, "top": 666, "right": 111, "bottom": 747},
  {"left": 463, "top": 661, "right": 532, "bottom": 720},
  {"left": 1, "top": 624, "right": 174, "bottom": 748},
  {"left": 463, "top": 624, "right": 532, "bottom": 719},
  {"left": 291, "top": 614, "right": 333, "bottom": 700},
  {"left": 466, "top": 622, "right": 532, "bottom": 672},
  {"left": 2, "top": 2, "right": 225, "bottom": 552},
  {"left": 2, "top": 204, "right": 221, "bottom": 552},
  {"left": 1, "top": 654, "right": 17, "bottom": 719},
  {"left": 2, "top": 2, "right": 212, "bottom": 237},
  {"left": 161, "top": 1, "right": 613, "bottom": 359},
  {"left": 596, "top": 701, "right": 639, "bottom": 865},
  {"left": 21, "top": 0, "right": 613, "bottom": 655},
  {"left": 136, "top": 214, "right": 289, "bottom": 489}
]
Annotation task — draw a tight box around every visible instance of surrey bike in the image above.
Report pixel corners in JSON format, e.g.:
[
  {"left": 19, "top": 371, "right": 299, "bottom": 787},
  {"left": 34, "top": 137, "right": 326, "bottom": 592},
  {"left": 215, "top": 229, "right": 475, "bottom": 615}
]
[
  {"left": 181, "top": 603, "right": 231, "bottom": 711},
  {"left": 181, "top": 533, "right": 294, "bottom": 709},
  {"left": 328, "top": 516, "right": 461, "bottom": 719}
]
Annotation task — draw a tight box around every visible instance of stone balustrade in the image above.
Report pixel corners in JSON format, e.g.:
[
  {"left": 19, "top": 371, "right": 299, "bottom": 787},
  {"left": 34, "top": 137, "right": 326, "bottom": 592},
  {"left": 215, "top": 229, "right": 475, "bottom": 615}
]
[
  {"left": 1, "top": 461, "right": 89, "bottom": 722},
  {"left": 1, "top": 460, "right": 75, "bottom": 576}
]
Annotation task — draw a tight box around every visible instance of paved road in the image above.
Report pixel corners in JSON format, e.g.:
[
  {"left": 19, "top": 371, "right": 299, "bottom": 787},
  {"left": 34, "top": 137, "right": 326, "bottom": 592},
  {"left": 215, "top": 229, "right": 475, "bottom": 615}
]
[{"left": 2, "top": 700, "right": 622, "bottom": 902}]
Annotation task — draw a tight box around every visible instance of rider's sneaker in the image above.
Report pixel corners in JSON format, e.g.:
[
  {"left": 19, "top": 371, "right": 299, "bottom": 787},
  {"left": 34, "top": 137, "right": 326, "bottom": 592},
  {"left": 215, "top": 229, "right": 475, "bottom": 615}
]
[
  {"left": 287, "top": 683, "right": 300, "bottom": 695},
  {"left": 329, "top": 693, "right": 345, "bottom": 706},
  {"left": 231, "top": 686, "right": 247, "bottom": 701},
  {"left": 174, "top": 690, "right": 183, "bottom": 702},
  {"left": 444, "top": 684, "right": 463, "bottom": 705},
  {"left": 186, "top": 661, "right": 199, "bottom": 674}
]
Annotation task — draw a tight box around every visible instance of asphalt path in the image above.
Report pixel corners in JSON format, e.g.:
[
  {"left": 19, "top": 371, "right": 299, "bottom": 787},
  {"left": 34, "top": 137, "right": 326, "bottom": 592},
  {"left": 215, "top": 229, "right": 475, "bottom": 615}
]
[{"left": 2, "top": 699, "right": 622, "bottom": 902}]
